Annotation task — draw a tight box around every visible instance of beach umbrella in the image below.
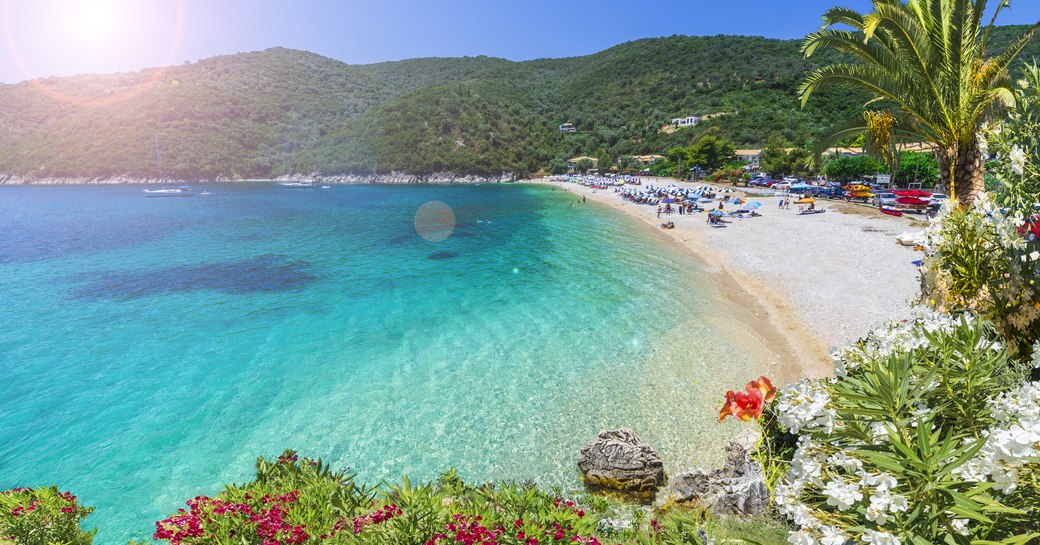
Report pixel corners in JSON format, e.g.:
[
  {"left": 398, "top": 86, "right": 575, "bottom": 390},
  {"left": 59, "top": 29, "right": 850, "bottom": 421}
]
[
  {"left": 697, "top": 197, "right": 713, "bottom": 203},
  {"left": 709, "top": 209, "right": 724, "bottom": 217},
  {"left": 795, "top": 197, "right": 815, "bottom": 204},
  {"left": 746, "top": 202, "right": 762, "bottom": 209},
  {"left": 662, "top": 198, "right": 674, "bottom": 203}
]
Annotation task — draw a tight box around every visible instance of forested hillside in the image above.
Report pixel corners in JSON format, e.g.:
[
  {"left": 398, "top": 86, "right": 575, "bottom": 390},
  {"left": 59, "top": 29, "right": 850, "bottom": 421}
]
[{"left": 1, "top": 26, "right": 1037, "bottom": 179}]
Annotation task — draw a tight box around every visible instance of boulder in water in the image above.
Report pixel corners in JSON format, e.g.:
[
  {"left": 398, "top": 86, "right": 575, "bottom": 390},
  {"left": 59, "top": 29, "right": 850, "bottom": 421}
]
[
  {"left": 577, "top": 429, "right": 665, "bottom": 498},
  {"left": 667, "top": 429, "right": 769, "bottom": 517}
]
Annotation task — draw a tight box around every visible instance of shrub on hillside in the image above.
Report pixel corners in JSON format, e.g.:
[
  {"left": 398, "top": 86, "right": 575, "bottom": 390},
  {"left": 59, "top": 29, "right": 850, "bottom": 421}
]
[{"left": 0, "top": 487, "right": 95, "bottom": 545}]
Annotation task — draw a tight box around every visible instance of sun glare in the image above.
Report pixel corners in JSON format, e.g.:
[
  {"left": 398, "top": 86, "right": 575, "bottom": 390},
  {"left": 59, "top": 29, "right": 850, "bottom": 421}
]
[
  {"left": 56, "top": 0, "right": 128, "bottom": 51},
  {"left": 2, "top": 0, "right": 184, "bottom": 105}
]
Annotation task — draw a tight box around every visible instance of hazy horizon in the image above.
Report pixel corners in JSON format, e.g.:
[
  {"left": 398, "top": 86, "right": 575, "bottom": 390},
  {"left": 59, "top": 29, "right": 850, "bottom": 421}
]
[{"left": 2, "top": 0, "right": 1038, "bottom": 85}]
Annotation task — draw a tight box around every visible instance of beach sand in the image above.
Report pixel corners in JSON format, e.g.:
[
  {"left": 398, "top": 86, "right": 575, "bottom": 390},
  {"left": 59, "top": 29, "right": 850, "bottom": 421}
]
[{"left": 533, "top": 178, "right": 923, "bottom": 382}]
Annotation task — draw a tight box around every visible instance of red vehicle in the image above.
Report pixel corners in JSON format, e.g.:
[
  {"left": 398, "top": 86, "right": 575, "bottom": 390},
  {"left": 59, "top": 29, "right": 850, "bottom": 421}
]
[{"left": 1020, "top": 215, "right": 1040, "bottom": 242}]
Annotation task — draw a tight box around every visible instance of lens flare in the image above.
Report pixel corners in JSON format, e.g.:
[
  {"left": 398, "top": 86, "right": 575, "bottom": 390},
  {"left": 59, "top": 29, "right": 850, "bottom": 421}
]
[
  {"left": 414, "top": 201, "right": 456, "bottom": 243},
  {"left": 0, "top": 0, "right": 185, "bottom": 107}
]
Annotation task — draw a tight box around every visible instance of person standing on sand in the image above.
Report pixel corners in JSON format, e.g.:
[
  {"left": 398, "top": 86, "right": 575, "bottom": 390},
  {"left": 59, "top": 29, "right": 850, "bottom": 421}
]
[{"left": 657, "top": 206, "right": 662, "bottom": 218}]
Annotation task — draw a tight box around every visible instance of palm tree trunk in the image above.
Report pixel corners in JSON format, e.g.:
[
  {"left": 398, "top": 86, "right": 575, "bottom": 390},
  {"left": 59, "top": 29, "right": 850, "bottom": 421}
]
[{"left": 938, "top": 143, "right": 985, "bottom": 205}]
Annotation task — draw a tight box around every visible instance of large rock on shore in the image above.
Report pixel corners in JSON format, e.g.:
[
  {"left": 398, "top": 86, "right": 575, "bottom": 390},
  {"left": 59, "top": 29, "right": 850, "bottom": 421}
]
[
  {"left": 577, "top": 429, "right": 665, "bottom": 497},
  {"left": 667, "top": 430, "right": 769, "bottom": 516}
]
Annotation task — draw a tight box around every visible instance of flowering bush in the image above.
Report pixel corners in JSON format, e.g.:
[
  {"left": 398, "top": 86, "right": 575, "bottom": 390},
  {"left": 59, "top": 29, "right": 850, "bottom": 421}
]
[
  {"left": 761, "top": 315, "right": 1039, "bottom": 545},
  {"left": 984, "top": 62, "right": 1040, "bottom": 218},
  {"left": 0, "top": 487, "right": 95, "bottom": 545},
  {"left": 920, "top": 194, "right": 1040, "bottom": 361},
  {"left": 150, "top": 450, "right": 781, "bottom": 545}
]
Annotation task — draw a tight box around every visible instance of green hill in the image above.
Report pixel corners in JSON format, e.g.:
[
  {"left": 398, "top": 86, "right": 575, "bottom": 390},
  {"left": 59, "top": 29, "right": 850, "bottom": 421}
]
[{"left": 1, "top": 26, "right": 1037, "bottom": 180}]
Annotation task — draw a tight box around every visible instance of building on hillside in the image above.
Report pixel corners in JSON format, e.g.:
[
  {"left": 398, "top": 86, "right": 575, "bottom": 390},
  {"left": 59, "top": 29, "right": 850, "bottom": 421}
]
[
  {"left": 567, "top": 156, "right": 599, "bottom": 173},
  {"left": 670, "top": 116, "right": 699, "bottom": 128},
  {"left": 559, "top": 123, "right": 577, "bottom": 133},
  {"left": 633, "top": 154, "right": 665, "bottom": 164},
  {"left": 735, "top": 149, "right": 762, "bottom": 172}
]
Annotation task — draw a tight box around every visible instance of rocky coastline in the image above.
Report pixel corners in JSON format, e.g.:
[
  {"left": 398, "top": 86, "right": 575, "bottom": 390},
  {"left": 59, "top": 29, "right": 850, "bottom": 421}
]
[{"left": 0, "top": 172, "right": 517, "bottom": 185}]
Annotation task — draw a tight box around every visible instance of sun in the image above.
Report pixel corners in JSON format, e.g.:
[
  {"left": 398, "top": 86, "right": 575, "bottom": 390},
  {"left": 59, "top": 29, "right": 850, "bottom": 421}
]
[{"left": 57, "top": 0, "right": 127, "bottom": 49}]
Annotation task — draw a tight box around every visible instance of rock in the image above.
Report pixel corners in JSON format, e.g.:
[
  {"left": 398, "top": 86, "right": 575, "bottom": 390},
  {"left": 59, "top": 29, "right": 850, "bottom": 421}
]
[
  {"left": 577, "top": 429, "right": 665, "bottom": 497},
  {"left": 667, "top": 429, "right": 770, "bottom": 517}
]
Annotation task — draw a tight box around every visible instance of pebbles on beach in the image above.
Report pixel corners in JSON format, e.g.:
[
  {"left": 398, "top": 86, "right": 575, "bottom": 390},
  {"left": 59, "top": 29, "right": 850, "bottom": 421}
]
[{"left": 541, "top": 179, "right": 920, "bottom": 379}]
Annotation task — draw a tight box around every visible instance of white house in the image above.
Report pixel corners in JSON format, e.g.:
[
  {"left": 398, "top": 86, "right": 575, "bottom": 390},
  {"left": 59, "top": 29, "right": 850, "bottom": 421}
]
[
  {"left": 559, "top": 123, "right": 577, "bottom": 133},
  {"left": 670, "top": 116, "right": 699, "bottom": 128}
]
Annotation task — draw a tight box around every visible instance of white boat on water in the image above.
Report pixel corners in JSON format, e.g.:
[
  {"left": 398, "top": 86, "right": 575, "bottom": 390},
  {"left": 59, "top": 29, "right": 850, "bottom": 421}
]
[
  {"left": 278, "top": 181, "right": 316, "bottom": 188},
  {"left": 143, "top": 186, "right": 193, "bottom": 197},
  {"left": 143, "top": 135, "right": 193, "bottom": 197}
]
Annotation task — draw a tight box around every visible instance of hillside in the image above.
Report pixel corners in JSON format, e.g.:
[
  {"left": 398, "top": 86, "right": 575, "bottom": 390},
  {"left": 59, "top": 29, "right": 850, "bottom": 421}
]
[{"left": 1, "top": 26, "right": 1038, "bottom": 180}]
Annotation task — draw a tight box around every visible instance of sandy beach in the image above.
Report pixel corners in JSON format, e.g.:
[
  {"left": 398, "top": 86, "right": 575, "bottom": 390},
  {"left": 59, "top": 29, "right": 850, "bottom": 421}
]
[{"left": 534, "top": 178, "right": 923, "bottom": 381}]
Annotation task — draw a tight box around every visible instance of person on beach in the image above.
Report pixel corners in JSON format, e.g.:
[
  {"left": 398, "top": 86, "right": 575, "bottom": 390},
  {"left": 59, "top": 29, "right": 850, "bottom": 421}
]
[
  {"left": 778, "top": 199, "right": 783, "bottom": 209},
  {"left": 657, "top": 206, "right": 662, "bottom": 218},
  {"left": 583, "top": 195, "right": 586, "bottom": 203}
]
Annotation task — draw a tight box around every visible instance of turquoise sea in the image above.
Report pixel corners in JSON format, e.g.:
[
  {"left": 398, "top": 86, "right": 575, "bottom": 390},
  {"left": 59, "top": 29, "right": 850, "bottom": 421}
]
[{"left": 0, "top": 183, "right": 774, "bottom": 543}]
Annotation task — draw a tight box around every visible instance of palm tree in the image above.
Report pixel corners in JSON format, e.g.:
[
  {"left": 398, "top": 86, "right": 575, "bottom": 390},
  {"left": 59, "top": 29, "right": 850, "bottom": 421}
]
[{"left": 799, "top": 0, "right": 1040, "bottom": 204}]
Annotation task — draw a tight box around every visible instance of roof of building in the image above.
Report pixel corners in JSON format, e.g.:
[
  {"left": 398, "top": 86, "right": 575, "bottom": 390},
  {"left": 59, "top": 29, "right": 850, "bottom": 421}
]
[{"left": 567, "top": 156, "right": 599, "bottom": 163}]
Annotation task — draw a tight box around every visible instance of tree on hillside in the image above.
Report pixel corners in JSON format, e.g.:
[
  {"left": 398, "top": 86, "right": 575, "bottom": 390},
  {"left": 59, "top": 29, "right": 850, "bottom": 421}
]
[
  {"left": 894, "top": 151, "right": 939, "bottom": 186},
  {"left": 824, "top": 154, "right": 885, "bottom": 182},
  {"left": 688, "top": 134, "right": 736, "bottom": 173},
  {"left": 800, "top": 0, "right": 1040, "bottom": 204},
  {"left": 787, "top": 147, "right": 818, "bottom": 177},
  {"left": 574, "top": 158, "right": 594, "bottom": 174},
  {"left": 667, "top": 146, "right": 690, "bottom": 179},
  {"left": 759, "top": 134, "right": 792, "bottom": 176}
]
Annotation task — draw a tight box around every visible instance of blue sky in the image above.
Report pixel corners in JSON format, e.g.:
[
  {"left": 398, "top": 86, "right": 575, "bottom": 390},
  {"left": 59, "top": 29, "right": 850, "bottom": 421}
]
[{"left": 1, "top": 0, "right": 1038, "bottom": 84}]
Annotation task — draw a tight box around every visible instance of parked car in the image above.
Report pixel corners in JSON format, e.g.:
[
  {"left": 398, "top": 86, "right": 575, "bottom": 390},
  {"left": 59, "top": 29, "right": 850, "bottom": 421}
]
[
  {"left": 874, "top": 192, "right": 899, "bottom": 207},
  {"left": 927, "top": 193, "right": 949, "bottom": 208},
  {"left": 1020, "top": 215, "right": 1040, "bottom": 242}
]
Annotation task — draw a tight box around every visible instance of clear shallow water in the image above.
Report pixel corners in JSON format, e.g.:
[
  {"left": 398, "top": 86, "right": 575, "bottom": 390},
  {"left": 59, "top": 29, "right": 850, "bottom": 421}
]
[{"left": 0, "top": 183, "right": 771, "bottom": 543}]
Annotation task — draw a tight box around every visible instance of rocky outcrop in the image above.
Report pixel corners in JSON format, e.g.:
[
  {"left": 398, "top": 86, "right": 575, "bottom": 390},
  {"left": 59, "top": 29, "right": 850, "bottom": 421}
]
[
  {"left": 667, "top": 430, "right": 769, "bottom": 516},
  {"left": 577, "top": 429, "right": 665, "bottom": 498}
]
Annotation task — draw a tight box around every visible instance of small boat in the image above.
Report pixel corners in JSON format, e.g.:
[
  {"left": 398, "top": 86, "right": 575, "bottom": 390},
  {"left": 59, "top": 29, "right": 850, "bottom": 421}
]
[
  {"left": 143, "top": 186, "right": 193, "bottom": 197},
  {"left": 320, "top": 185, "right": 331, "bottom": 189},
  {"left": 881, "top": 207, "right": 903, "bottom": 217},
  {"left": 200, "top": 191, "right": 211, "bottom": 196},
  {"left": 896, "top": 231, "right": 926, "bottom": 246},
  {"left": 143, "top": 135, "right": 193, "bottom": 197},
  {"left": 797, "top": 209, "right": 827, "bottom": 215},
  {"left": 278, "top": 181, "right": 316, "bottom": 188}
]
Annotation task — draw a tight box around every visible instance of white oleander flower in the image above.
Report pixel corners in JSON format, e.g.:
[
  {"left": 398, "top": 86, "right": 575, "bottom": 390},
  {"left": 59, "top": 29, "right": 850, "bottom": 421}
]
[
  {"left": 789, "top": 530, "right": 818, "bottom": 545},
  {"left": 861, "top": 472, "right": 898, "bottom": 491},
  {"left": 950, "top": 518, "right": 970, "bottom": 536},
  {"left": 953, "top": 382, "right": 1040, "bottom": 493},
  {"left": 861, "top": 530, "right": 901, "bottom": 545},
  {"left": 822, "top": 479, "right": 863, "bottom": 511},
  {"left": 777, "top": 380, "right": 834, "bottom": 433},
  {"left": 1010, "top": 146, "right": 1026, "bottom": 176},
  {"left": 819, "top": 525, "right": 848, "bottom": 545}
]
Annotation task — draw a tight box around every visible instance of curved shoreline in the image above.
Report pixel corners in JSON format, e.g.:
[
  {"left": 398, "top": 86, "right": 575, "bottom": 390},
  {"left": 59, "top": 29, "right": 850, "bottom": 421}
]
[{"left": 530, "top": 179, "right": 922, "bottom": 383}]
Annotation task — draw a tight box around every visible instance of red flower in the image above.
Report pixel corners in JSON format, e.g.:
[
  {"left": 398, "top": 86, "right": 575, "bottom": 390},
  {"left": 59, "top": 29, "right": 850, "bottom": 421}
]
[
  {"left": 747, "top": 376, "right": 777, "bottom": 403},
  {"left": 719, "top": 376, "right": 776, "bottom": 422}
]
